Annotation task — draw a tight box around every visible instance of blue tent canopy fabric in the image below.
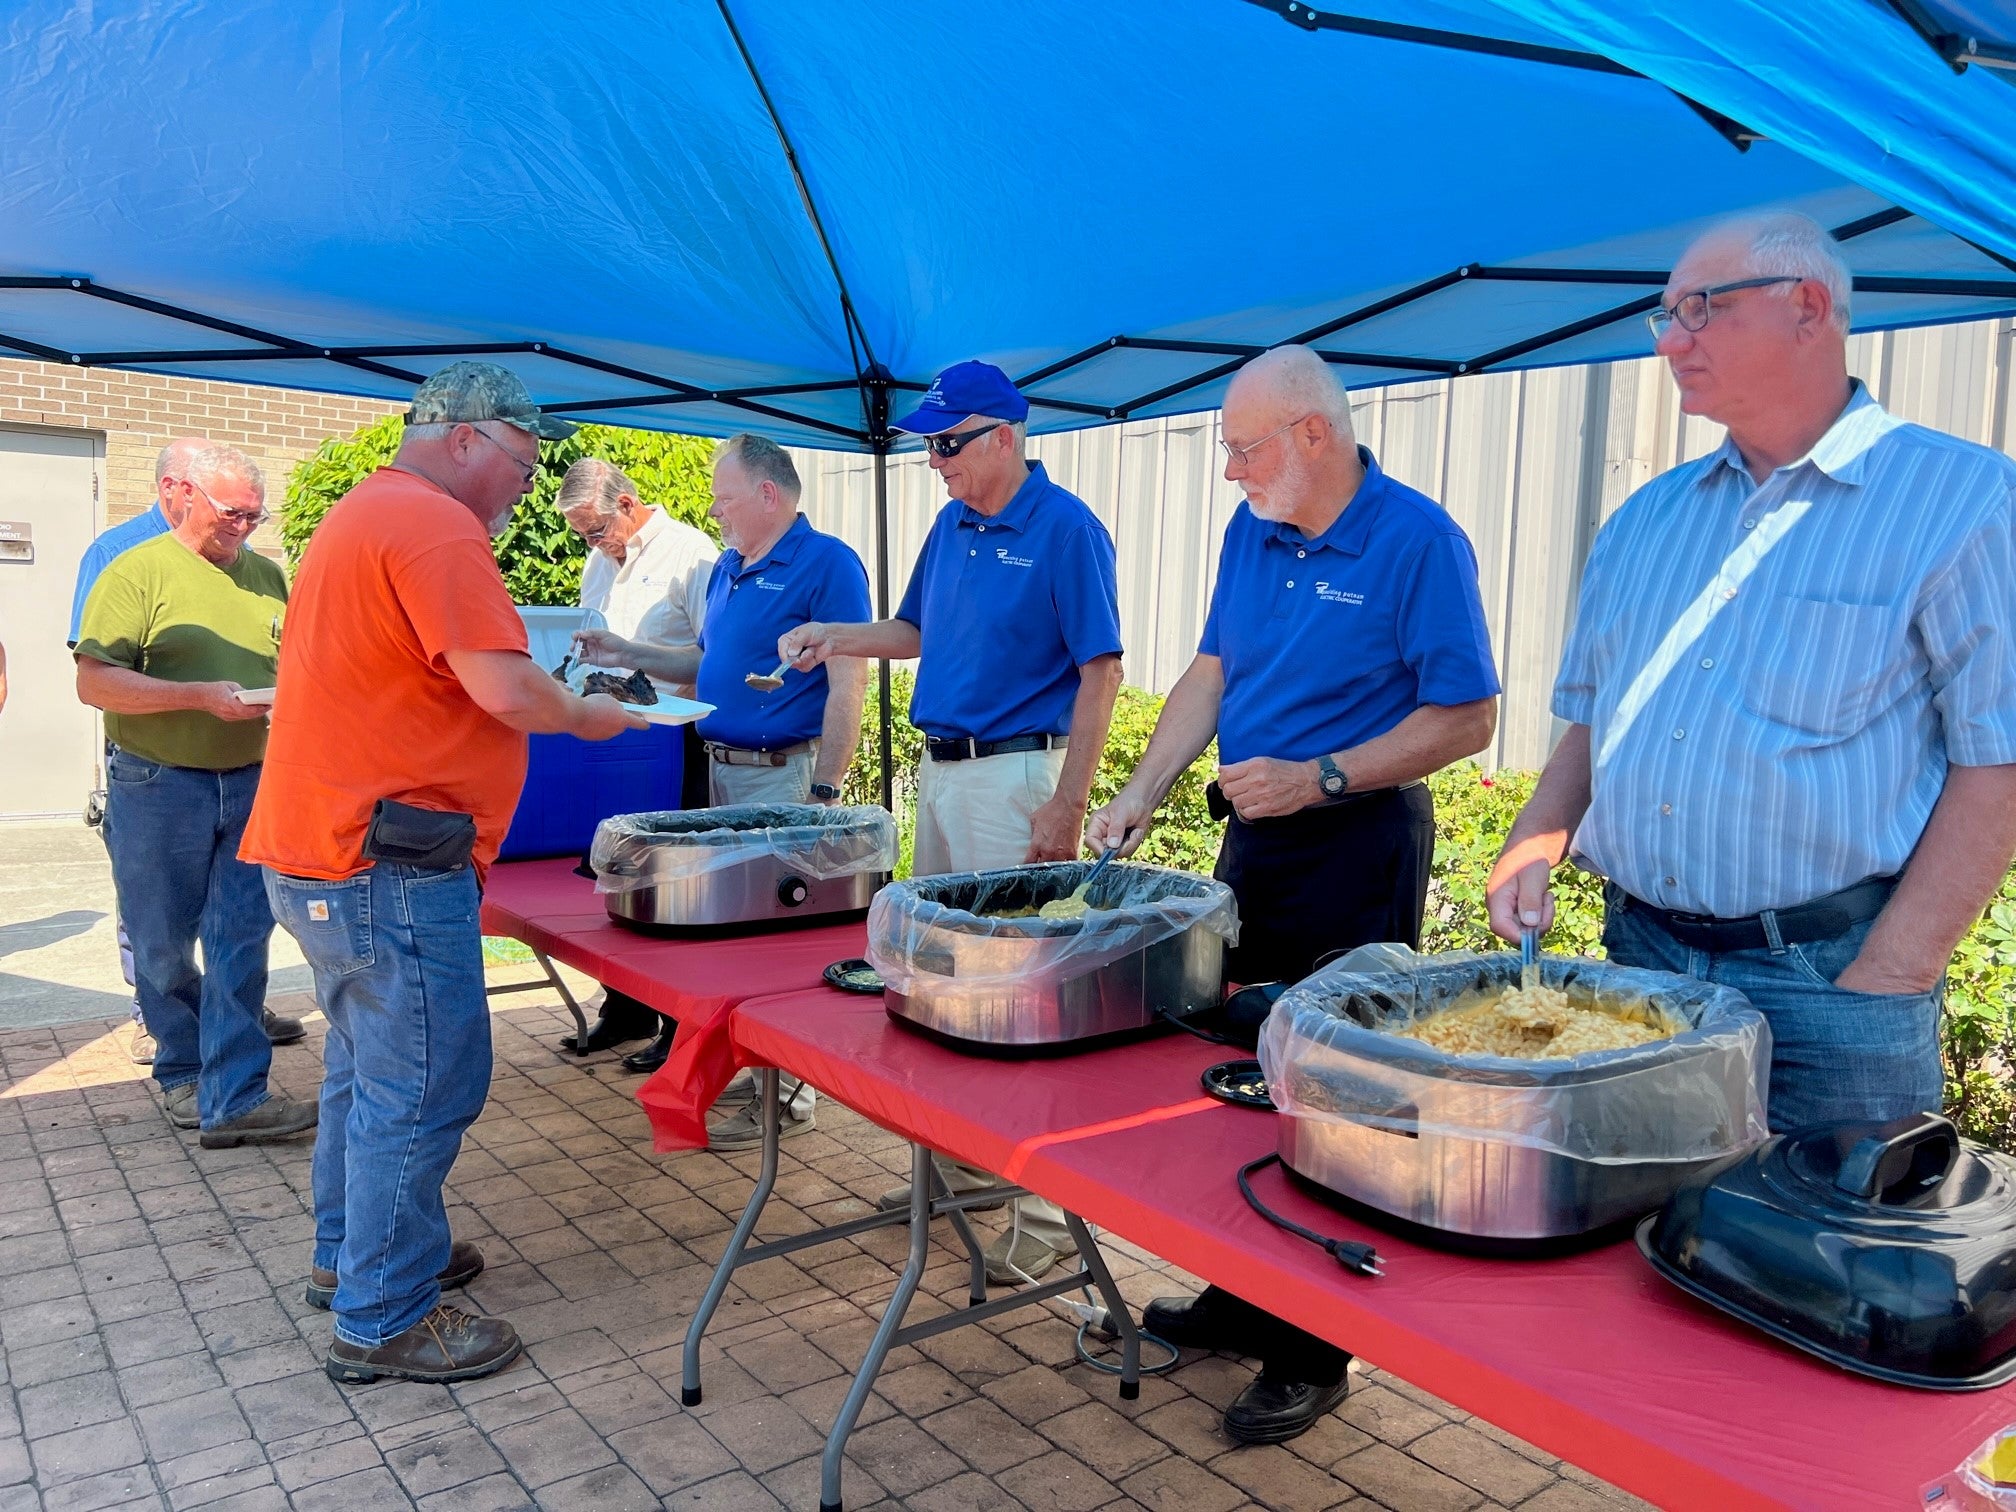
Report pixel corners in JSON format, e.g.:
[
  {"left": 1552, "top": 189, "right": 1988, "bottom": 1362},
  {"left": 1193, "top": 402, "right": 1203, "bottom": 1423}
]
[{"left": 1, "top": 1, "right": 2013, "bottom": 451}]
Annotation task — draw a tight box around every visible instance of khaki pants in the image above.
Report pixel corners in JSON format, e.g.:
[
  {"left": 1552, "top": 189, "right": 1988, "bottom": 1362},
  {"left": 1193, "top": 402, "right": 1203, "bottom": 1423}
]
[
  {"left": 912, "top": 745, "right": 1067, "bottom": 875},
  {"left": 912, "top": 745, "right": 1073, "bottom": 1251},
  {"left": 706, "top": 741, "right": 819, "bottom": 807},
  {"left": 707, "top": 743, "right": 818, "bottom": 1119}
]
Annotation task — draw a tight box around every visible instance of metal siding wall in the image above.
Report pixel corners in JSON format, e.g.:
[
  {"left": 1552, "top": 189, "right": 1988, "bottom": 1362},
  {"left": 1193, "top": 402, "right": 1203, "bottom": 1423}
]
[{"left": 787, "top": 315, "right": 2016, "bottom": 772}]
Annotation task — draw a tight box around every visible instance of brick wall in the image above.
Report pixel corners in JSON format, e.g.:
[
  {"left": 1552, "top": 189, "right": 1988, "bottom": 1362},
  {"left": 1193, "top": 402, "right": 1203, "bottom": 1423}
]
[{"left": 0, "top": 358, "right": 403, "bottom": 541}]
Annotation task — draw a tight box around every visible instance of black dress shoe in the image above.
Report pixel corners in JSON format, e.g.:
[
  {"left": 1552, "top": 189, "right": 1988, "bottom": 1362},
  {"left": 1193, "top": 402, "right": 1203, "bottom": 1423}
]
[
  {"left": 1223, "top": 1369, "right": 1350, "bottom": 1445},
  {"left": 620, "top": 1017, "right": 677, "bottom": 1074},
  {"left": 1142, "top": 1292, "right": 1245, "bottom": 1351},
  {"left": 559, "top": 990, "right": 662, "bottom": 1054}
]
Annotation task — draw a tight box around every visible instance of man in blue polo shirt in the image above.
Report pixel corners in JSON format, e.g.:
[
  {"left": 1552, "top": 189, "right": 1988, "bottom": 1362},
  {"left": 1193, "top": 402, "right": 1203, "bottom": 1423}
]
[
  {"left": 781, "top": 359, "right": 1125, "bottom": 1286},
  {"left": 1090, "top": 345, "right": 1499, "bottom": 1446},
  {"left": 575, "top": 434, "right": 871, "bottom": 1141}
]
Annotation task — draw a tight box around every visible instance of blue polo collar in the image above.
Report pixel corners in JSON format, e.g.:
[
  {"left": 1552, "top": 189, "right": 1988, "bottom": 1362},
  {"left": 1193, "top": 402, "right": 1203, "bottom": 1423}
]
[
  {"left": 1261, "top": 447, "right": 1390, "bottom": 558},
  {"left": 728, "top": 512, "right": 811, "bottom": 577},
  {"left": 1705, "top": 380, "right": 1905, "bottom": 489},
  {"left": 958, "top": 460, "right": 1049, "bottom": 534}
]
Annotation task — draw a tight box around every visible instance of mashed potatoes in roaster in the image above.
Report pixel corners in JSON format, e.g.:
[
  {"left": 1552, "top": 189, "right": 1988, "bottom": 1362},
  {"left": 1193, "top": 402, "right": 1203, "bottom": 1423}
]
[{"left": 1394, "top": 983, "right": 1676, "bottom": 1059}]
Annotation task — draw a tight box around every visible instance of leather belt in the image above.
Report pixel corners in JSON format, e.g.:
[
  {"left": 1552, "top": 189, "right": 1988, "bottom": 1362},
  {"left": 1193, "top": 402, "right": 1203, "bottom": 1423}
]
[
  {"left": 925, "top": 733, "right": 1068, "bottom": 763},
  {"left": 706, "top": 740, "right": 812, "bottom": 768},
  {"left": 1616, "top": 875, "right": 1897, "bottom": 953}
]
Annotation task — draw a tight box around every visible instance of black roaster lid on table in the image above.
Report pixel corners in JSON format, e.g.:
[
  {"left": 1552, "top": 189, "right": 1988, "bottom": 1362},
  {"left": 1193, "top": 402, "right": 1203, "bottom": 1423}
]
[{"left": 1637, "top": 1111, "right": 2016, "bottom": 1390}]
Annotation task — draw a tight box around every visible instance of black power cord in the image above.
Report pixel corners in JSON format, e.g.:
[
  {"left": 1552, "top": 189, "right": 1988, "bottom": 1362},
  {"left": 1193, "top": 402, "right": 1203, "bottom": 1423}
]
[{"left": 1238, "top": 1153, "right": 1384, "bottom": 1278}]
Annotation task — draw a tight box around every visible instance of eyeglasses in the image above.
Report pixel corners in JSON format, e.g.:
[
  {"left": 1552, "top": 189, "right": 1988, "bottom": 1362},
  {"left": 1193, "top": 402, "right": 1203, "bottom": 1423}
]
[
  {"left": 924, "top": 423, "right": 1004, "bottom": 459},
  {"left": 1219, "top": 414, "right": 1310, "bottom": 468},
  {"left": 470, "top": 424, "right": 538, "bottom": 487},
  {"left": 188, "top": 481, "right": 269, "bottom": 530},
  {"left": 1647, "top": 276, "right": 1801, "bottom": 340}
]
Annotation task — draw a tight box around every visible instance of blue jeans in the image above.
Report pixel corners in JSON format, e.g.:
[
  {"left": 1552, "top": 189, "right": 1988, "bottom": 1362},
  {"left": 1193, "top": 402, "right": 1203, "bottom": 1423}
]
[
  {"left": 1601, "top": 885, "right": 1944, "bottom": 1130},
  {"left": 264, "top": 862, "right": 490, "bottom": 1347},
  {"left": 103, "top": 749, "right": 274, "bottom": 1125}
]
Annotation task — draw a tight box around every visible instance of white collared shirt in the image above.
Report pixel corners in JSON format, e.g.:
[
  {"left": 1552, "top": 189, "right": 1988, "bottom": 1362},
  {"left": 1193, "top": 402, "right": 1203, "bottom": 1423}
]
[{"left": 578, "top": 509, "right": 718, "bottom": 697}]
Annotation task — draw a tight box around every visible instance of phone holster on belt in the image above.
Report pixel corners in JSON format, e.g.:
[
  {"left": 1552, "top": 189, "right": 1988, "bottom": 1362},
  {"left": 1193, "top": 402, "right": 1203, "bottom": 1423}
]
[{"left": 361, "top": 798, "right": 477, "bottom": 870}]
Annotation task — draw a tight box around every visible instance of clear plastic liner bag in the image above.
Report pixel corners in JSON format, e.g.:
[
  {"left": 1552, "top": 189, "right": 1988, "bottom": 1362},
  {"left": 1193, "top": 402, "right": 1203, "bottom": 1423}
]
[
  {"left": 1257, "top": 944, "right": 1770, "bottom": 1164},
  {"left": 590, "top": 804, "right": 898, "bottom": 894},
  {"left": 1923, "top": 1425, "right": 2016, "bottom": 1509},
  {"left": 867, "top": 861, "right": 1239, "bottom": 998}
]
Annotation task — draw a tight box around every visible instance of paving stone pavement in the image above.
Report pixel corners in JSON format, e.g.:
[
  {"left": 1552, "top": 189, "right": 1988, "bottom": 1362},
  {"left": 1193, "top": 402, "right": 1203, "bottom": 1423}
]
[{"left": 0, "top": 975, "right": 1659, "bottom": 1512}]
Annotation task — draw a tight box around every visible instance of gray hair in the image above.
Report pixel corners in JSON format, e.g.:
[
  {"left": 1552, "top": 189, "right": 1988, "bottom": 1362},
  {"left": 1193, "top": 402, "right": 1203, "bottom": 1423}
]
[
  {"left": 155, "top": 436, "right": 204, "bottom": 485},
  {"left": 555, "top": 456, "right": 638, "bottom": 519},
  {"left": 1230, "top": 345, "right": 1357, "bottom": 442},
  {"left": 1708, "top": 211, "right": 1853, "bottom": 333},
  {"left": 183, "top": 445, "right": 265, "bottom": 500},
  {"left": 715, "top": 433, "right": 801, "bottom": 499}
]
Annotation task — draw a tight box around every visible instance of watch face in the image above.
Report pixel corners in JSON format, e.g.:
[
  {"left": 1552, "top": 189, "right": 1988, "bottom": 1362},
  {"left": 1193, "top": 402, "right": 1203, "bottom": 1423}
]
[{"left": 1323, "top": 773, "right": 1345, "bottom": 795}]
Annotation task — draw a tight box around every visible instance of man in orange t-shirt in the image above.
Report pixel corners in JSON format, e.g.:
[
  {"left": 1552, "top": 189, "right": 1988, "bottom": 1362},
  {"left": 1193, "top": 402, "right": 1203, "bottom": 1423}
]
[{"left": 243, "top": 362, "right": 643, "bottom": 1385}]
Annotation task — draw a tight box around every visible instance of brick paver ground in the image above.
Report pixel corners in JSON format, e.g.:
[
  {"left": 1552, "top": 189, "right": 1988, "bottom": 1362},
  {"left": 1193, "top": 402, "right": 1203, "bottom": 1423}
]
[{"left": 0, "top": 974, "right": 1656, "bottom": 1512}]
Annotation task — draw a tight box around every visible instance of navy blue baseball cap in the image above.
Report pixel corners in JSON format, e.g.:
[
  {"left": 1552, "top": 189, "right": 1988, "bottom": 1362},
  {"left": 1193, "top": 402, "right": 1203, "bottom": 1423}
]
[{"left": 892, "top": 360, "right": 1030, "bottom": 434}]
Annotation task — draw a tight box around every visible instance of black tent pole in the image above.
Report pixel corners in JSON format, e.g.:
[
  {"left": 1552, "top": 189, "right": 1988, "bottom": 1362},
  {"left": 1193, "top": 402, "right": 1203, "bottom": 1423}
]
[{"left": 873, "top": 441, "right": 894, "bottom": 815}]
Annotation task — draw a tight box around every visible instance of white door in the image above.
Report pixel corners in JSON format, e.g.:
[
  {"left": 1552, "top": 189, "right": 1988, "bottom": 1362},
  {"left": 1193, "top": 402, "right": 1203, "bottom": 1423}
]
[{"left": 0, "top": 427, "right": 101, "bottom": 819}]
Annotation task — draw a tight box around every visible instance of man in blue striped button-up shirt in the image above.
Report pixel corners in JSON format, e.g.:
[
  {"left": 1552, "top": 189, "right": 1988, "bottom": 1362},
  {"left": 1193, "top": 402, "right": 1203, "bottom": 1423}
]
[{"left": 1489, "top": 210, "right": 2016, "bottom": 1129}]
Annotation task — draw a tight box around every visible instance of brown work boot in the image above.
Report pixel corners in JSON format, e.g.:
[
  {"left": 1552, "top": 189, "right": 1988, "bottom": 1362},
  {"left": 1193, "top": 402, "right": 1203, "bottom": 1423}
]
[
  {"left": 325, "top": 1304, "right": 521, "bottom": 1384},
  {"left": 161, "top": 1082, "right": 199, "bottom": 1130},
  {"left": 305, "top": 1241, "right": 485, "bottom": 1312},
  {"left": 199, "top": 1092, "right": 318, "bottom": 1149}
]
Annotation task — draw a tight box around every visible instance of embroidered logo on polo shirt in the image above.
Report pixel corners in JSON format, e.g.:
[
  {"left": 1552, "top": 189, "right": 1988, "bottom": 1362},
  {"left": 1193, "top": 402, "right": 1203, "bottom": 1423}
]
[
  {"left": 749, "top": 575, "right": 787, "bottom": 592},
  {"left": 1313, "top": 581, "right": 1364, "bottom": 606},
  {"left": 994, "top": 547, "right": 1035, "bottom": 569}
]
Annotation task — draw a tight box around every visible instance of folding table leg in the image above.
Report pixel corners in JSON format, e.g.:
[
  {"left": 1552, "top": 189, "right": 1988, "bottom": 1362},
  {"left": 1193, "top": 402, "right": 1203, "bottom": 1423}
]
[
  {"left": 1065, "top": 1212, "right": 1143, "bottom": 1400},
  {"left": 925, "top": 1156, "right": 989, "bottom": 1306},
  {"left": 680, "top": 1069, "right": 780, "bottom": 1406},
  {"left": 539, "top": 950, "right": 590, "bottom": 1053},
  {"left": 819, "top": 1141, "right": 932, "bottom": 1512}
]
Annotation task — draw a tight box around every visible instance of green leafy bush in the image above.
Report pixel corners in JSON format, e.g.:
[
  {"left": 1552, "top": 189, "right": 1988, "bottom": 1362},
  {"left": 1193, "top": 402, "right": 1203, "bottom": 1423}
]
[{"left": 282, "top": 415, "right": 718, "bottom": 604}]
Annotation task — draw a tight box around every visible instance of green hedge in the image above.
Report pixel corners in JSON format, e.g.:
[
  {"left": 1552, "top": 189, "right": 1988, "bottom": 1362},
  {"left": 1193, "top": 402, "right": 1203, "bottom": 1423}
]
[
  {"left": 838, "top": 670, "right": 2015, "bottom": 1152},
  {"left": 281, "top": 414, "right": 718, "bottom": 604}
]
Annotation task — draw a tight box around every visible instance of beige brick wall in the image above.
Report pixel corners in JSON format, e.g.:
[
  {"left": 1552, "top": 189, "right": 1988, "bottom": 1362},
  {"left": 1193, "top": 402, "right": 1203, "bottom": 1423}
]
[{"left": 0, "top": 358, "right": 403, "bottom": 545}]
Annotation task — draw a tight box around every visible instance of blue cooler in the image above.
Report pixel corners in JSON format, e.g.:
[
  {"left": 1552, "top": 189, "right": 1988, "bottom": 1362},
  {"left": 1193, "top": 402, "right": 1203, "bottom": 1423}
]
[
  {"left": 498, "top": 605, "right": 688, "bottom": 861},
  {"left": 500, "top": 725, "right": 685, "bottom": 860}
]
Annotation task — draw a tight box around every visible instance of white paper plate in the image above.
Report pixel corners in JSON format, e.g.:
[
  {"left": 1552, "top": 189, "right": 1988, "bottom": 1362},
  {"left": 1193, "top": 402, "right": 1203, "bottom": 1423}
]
[
  {"left": 629, "top": 696, "right": 714, "bottom": 727},
  {"left": 234, "top": 688, "right": 276, "bottom": 706}
]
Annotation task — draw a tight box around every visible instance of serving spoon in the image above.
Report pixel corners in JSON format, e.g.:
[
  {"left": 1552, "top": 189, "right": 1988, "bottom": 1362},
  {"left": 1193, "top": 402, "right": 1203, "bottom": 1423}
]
[
  {"left": 1039, "top": 844, "right": 1123, "bottom": 920},
  {"left": 1520, "top": 924, "right": 1539, "bottom": 991},
  {"left": 745, "top": 661, "right": 789, "bottom": 692}
]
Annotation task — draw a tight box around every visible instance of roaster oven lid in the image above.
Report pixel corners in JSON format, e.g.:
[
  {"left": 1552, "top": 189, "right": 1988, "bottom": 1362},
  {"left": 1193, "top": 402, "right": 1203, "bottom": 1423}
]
[{"left": 1638, "top": 1112, "right": 2016, "bottom": 1389}]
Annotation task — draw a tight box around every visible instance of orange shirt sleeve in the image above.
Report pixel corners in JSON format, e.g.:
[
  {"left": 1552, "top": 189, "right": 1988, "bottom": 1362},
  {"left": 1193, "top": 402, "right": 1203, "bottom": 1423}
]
[{"left": 389, "top": 535, "right": 530, "bottom": 673}]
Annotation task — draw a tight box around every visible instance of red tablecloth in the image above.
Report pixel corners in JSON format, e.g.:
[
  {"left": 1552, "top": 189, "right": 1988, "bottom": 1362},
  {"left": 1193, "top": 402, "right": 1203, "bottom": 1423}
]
[
  {"left": 481, "top": 858, "right": 866, "bottom": 1149},
  {"left": 730, "top": 988, "right": 2016, "bottom": 1512}
]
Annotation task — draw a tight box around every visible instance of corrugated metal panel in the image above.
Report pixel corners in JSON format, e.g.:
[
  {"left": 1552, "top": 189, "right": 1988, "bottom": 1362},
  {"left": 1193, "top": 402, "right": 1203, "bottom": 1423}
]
[{"left": 788, "top": 313, "right": 2016, "bottom": 772}]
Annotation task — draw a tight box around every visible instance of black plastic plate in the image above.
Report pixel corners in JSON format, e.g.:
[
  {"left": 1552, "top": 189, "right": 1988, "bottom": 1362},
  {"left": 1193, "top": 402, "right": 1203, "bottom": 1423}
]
[{"left": 822, "top": 958, "right": 885, "bottom": 995}]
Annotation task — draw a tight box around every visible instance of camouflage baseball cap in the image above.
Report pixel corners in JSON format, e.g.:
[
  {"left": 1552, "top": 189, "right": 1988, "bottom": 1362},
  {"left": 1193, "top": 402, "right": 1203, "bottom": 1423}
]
[{"left": 404, "top": 361, "right": 577, "bottom": 441}]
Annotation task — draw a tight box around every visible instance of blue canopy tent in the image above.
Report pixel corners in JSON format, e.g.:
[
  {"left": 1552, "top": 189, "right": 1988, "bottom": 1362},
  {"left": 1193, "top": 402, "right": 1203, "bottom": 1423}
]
[{"left": 4, "top": 0, "right": 2014, "bottom": 798}]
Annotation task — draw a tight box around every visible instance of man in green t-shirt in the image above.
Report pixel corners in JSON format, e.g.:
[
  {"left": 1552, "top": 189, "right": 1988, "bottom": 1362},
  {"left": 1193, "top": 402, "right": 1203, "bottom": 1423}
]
[{"left": 75, "top": 444, "right": 317, "bottom": 1149}]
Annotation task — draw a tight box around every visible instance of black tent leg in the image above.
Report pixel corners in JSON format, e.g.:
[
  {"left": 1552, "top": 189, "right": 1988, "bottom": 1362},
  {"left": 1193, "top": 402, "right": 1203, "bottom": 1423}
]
[{"left": 874, "top": 444, "right": 894, "bottom": 816}]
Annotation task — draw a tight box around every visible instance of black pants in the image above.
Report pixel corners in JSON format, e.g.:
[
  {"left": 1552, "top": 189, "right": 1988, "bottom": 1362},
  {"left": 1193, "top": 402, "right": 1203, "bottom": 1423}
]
[{"left": 1203, "top": 783, "right": 1436, "bottom": 1382}]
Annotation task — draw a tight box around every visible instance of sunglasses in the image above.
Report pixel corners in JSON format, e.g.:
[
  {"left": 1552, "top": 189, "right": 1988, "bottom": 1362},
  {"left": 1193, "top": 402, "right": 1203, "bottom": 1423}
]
[{"left": 924, "top": 422, "right": 1004, "bottom": 459}]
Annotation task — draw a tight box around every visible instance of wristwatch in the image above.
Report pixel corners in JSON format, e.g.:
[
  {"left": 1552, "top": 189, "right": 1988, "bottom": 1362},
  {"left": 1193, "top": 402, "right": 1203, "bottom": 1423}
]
[
  {"left": 1316, "top": 755, "right": 1349, "bottom": 800},
  {"left": 809, "top": 782, "right": 841, "bottom": 801}
]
